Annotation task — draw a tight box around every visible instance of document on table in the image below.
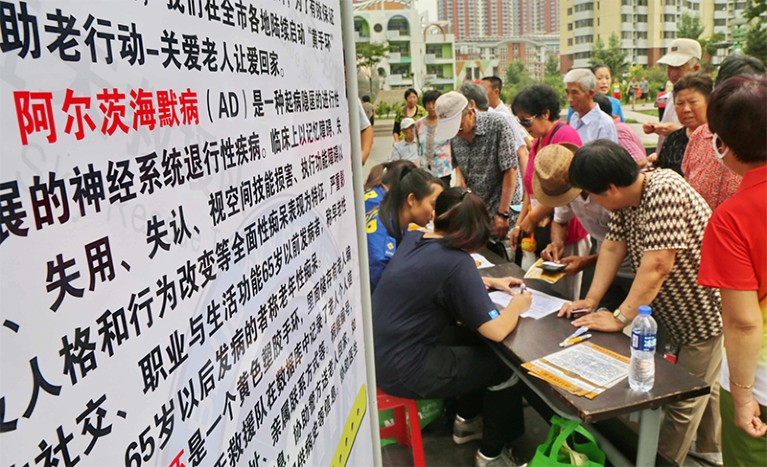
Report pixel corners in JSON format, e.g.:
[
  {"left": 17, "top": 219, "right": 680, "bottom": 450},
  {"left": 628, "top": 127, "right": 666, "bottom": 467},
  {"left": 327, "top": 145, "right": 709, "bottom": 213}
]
[
  {"left": 522, "top": 342, "right": 630, "bottom": 399},
  {"left": 471, "top": 253, "right": 494, "bottom": 269},
  {"left": 488, "top": 288, "right": 568, "bottom": 319}
]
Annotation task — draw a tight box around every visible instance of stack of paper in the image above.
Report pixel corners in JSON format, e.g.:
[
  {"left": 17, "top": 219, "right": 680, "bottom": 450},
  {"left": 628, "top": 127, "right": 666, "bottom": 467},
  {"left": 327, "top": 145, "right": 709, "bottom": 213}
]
[
  {"left": 488, "top": 288, "right": 568, "bottom": 320},
  {"left": 522, "top": 342, "right": 630, "bottom": 399}
]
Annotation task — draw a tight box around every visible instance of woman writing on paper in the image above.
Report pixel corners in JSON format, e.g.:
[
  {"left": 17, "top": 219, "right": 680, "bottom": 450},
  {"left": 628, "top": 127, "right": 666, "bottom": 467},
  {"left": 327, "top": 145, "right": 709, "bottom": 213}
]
[{"left": 373, "top": 187, "right": 532, "bottom": 466}]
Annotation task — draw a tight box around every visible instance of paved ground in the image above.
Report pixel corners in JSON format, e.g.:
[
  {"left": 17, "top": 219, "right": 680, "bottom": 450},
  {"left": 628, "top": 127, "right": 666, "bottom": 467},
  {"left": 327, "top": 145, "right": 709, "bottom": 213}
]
[{"left": 365, "top": 104, "right": 661, "bottom": 179}]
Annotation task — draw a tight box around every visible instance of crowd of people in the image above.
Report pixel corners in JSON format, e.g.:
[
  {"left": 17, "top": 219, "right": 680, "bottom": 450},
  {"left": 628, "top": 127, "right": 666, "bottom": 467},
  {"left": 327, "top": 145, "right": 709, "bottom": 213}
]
[{"left": 359, "top": 38, "right": 766, "bottom": 467}]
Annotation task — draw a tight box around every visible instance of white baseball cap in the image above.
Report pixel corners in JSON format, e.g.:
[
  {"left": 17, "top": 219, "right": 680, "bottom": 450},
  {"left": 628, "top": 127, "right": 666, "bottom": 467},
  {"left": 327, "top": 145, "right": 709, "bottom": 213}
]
[
  {"left": 657, "top": 39, "right": 702, "bottom": 67},
  {"left": 400, "top": 117, "right": 415, "bottom": 129},
  {"left": 434, "top": 91, "right": 469, "bottom": 141}
]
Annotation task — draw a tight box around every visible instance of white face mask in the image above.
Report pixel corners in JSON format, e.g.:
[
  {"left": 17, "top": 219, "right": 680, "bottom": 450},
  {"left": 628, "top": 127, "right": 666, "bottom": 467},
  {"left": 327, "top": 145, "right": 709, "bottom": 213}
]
[{"left": 711, "top": 132, "right": 730, "bottom": 162}]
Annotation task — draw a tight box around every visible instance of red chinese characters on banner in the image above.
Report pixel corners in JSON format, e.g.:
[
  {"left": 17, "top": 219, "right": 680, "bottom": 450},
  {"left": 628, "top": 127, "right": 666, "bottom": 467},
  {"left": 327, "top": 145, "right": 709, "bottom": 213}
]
[{"left": 14, "top": 87, "right": 200, "bottom": 145}]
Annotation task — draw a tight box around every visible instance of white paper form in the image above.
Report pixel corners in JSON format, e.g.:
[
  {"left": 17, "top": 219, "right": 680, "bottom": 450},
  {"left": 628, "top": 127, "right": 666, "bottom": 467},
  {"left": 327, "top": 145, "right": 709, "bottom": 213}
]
[
  {"left": 471, "top": 253, "right": 495, "bottom": 269},
  {"left": 488, "top": 288, "right": 568, "bottom": 319}
]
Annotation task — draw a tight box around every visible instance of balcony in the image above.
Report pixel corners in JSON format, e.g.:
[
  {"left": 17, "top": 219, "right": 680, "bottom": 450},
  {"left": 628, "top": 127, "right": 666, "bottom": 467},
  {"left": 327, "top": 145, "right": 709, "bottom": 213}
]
[
  {"left": 388, "top": 52, "right": 412, "bottom": 63},
  {"left": 354, "top": 32, "right": 370, "bottom": 43},
  {"left": 388, "top": 74, "right": 413, "bottom": 86},
  {"left": 386, "top": 30, "right": 409, "bottom": 41}
]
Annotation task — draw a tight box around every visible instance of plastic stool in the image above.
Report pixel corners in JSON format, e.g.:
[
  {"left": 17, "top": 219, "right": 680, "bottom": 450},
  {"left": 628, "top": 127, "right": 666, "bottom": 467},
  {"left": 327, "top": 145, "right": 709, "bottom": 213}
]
[{"left": 377, "top": 389, "right": 426, "bottom": 467}]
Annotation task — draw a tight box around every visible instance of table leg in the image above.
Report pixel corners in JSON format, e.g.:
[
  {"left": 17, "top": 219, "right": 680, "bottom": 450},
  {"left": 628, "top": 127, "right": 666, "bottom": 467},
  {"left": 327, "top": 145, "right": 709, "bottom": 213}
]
[{"left": 636, "top": 407, "right": 661, "bottom": 467}]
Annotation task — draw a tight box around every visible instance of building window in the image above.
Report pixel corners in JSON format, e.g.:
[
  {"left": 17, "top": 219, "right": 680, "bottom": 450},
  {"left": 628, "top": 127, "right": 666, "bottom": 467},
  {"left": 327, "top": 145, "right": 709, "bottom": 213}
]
[
  {"left": 663, "top": 31, "right": 676, "bottom": 38},
  {"left": 637, "top": 14, "right": 648, "bottom": 21},
  {"left": 568, "top": 38, "right": 573, "bottom": 46},
  {"left": 714, "top": 18, "right": 727, "bottom": 26},
  {"left": 622, "top": 31, "right": 633, "bottom": 39},
  {"left": 663, "top": 14, "right": 676, "bottom": 22},
  {"left": 621, "top": 14, "right": 631, "bottom": 22}
]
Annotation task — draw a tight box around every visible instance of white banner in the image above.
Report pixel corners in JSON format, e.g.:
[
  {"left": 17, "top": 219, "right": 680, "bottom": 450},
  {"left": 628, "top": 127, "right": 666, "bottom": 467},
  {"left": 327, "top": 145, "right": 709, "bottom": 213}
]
[{"left": 0, "top": 1, "right": 374, "bottom": 466}]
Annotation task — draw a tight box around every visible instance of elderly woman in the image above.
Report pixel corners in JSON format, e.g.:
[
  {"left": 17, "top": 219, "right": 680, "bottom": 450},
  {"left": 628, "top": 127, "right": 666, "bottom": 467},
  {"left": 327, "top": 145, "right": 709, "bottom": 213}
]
[
  {"left": 655, "top": 74, "right": 713, "bottom": 175},
  {"left": 415, "top": 90, "right": 453, "bottom": 186},
  {"left": 698, "top": 75, "right": 767, "bottom": 466},
  {"left": 682, "top": 54, "right": 765, "bottom": 211},
  {"left": 392, "top": 88, "right": 426, "bottom": 142},
  {"left": 511, "top": 85, "right": 590, "bottom": 300}
]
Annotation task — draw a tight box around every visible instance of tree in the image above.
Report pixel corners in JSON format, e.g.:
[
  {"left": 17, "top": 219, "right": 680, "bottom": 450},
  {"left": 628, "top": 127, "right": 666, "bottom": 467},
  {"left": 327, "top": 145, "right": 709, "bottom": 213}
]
[
  {"left": 678, "top": 13, "right": 704, "bottom": 40},
  {"left": 545, "top": 54, "right": 560, "bottom": 78},
  {"left": 589, "top": 33, "right": 628, "bottom": 77},
  {"left": 743, "top": 0, "right": 767, "bottom": 64},
  {"left": 355, "top": 42, "right": 389, "bottom": 99}
]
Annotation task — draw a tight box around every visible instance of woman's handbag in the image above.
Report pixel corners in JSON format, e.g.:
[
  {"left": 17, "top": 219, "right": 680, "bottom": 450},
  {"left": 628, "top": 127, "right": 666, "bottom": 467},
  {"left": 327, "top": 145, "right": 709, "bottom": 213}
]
[{"left": 529, "top": 416, "right": 606, "bottom": 467}]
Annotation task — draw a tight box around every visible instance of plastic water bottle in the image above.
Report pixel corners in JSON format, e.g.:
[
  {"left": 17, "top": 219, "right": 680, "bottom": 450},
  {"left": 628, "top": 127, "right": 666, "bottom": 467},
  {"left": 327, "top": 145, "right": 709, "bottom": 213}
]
[{"left": 629, "top": 305, "right": 657, "bottom": 392}]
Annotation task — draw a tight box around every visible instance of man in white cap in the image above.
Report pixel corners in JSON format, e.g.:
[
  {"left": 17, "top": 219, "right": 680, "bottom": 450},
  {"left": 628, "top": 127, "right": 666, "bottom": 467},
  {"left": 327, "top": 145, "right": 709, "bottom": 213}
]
[
  {"left": 435, "top": 91, "right": 518, "bottom": 246},
  {"left": 643, "top": 38, "right": 701, "bottom": 153},
  {"left": 389, "top": 117, "right": 420, "bottom": 165}
]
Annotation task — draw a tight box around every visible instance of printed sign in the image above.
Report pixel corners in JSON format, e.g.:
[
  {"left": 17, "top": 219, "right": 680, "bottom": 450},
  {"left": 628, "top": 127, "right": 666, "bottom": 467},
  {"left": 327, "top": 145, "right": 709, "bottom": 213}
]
[{"left": 0, "top": 1, "right": 374, "bottom": 465}]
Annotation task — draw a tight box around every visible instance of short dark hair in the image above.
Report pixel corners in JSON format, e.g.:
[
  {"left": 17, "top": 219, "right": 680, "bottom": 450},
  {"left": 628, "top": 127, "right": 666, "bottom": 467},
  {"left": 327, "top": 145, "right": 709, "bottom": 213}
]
[
  {"left": 481, "top": 76, "right": 503, "bottom": 92},
  {"left": 715, "top": 54, "right": 767, "bottom": 88},
  {"left": 404, "top": 88, "right": 418, "bottom": 99},
  {"left": 511, "top": 84, "right": 561, "bottom": 122},
  {"left": 708, "top": 75, "right": 767, "bottom": 163},
  {"left": 422, "top": 90, "right": 441, "bottom": 106},
  {"left": 673, "top": 73, "right": 713, "bottom": 98},
  {"left": 381, "top": 166, "right": 444, "bottom": 243},
  {"left": 362, "top": 95, "right": 371, "bottom": 102},
  {"left": 593, "top": 93, "right": 613, "bottom": 116},
  {"left": 569, "top": 140, "right": 640, "bottom": 194},
  {"left": 434, "top": 188, "right": 491, "bottom": 252}
]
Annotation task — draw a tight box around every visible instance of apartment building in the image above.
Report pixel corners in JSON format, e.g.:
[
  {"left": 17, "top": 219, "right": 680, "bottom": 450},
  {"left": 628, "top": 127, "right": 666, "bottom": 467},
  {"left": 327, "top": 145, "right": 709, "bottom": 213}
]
[
  {"left": 354, "top": 0, "right": 457, "bottom": 92},
  {"left": 559, "top": 0, "right": 749, "bottom": 71}
]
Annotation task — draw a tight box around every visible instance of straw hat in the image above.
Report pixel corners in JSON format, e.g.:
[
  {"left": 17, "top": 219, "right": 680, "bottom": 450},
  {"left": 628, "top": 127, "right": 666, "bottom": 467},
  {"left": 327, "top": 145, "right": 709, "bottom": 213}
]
[{"left": 532, "top": 143, "right": 581, "bottom": 207}]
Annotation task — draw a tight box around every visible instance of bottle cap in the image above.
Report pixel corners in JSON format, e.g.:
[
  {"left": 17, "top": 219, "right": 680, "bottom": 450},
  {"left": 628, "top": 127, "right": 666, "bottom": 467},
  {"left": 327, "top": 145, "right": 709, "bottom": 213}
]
[{"left": 638, "top": 305, "right": 652, "bottom": 315}]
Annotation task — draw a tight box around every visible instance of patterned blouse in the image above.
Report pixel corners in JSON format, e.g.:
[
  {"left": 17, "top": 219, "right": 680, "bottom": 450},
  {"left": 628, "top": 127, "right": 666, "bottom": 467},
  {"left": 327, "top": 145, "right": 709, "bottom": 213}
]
[
  {"left": 606, "top": 169, "right": 721, "bottom": 345},
  {"left": 681, "top": 125, "right": 742, "bottom": 211},
  {"left": 414, "top": 117, "right": 453, "bottom": 178}
]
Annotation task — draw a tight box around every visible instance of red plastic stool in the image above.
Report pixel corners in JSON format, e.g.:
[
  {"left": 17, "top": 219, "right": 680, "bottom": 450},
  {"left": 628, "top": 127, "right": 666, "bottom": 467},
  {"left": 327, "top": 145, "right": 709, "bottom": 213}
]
[{"left": 377, "top": 389, "right": 426, "bottom": 467}]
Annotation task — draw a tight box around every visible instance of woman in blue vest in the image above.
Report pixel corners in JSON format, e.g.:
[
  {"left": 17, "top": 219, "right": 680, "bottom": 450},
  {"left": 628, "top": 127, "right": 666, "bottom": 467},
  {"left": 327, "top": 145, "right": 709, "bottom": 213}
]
[{"left": 366, "top": 166, "right": 443, "bottom": 291}]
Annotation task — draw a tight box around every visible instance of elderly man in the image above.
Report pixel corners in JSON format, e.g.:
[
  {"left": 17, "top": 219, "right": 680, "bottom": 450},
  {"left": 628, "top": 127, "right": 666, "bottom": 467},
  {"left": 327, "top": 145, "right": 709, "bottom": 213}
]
[
  {"left": 533, "top": 144, "right": 635, "bottom": 311},
  {"left": 435, "top": 90, "right": 517, "bottom": 244},
  {"left": 389, "top": 117, "right": 419, "bottom": 164},
  {"left": 564, "top": 69, "right": 618, "bottom": 144},
  {"left": 643, "top": 38, "right": 701, "bottom": 153},
  {"left": 560, "top": 140, "right": 723, "bottom": 466}
]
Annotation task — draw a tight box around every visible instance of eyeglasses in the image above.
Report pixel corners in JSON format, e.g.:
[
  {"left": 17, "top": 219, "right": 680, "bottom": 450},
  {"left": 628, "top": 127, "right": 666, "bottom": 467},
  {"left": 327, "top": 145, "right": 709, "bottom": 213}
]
[
  {"left": 711, "top": 133, "right": 729, "bottom": 161},
  {"left": 516, "top": 115, "right": 537, "bottom": 128}
]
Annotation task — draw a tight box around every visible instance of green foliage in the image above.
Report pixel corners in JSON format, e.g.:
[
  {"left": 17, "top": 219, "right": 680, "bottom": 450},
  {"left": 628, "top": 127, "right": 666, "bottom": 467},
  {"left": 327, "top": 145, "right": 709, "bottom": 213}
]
[
  {"left": 743, "top": 0, "right": 767, "bottom": 64},
  {"left": 356, "top": 41, "right": 389, "bottom": 98},
  {"left": 678, "top": 13, "right": 704, "bottom": 40},
  {"left": 545, "top": 54, "right": 560, "bottom": 78},
  {"left": 503, "top": 60, "right": 537, "bottom": 105},
  {"left": 589, "top": 33, "right": 628, "bottom": 77},
  {"left": 377, "top": 101, "right": 391, "bottom": 118},
  {"left": 744, "top": 25, "right": 767, "bottom": 64}
]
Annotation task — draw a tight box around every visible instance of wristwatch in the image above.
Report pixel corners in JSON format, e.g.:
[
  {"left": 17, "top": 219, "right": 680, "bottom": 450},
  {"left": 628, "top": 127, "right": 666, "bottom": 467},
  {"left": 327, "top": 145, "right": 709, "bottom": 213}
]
[
  {"left": 613, "top": 308, "right": 630, "bottom": 326},
  {"left": 496, "top": 211, "right": 510, "bottom": 219}
]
